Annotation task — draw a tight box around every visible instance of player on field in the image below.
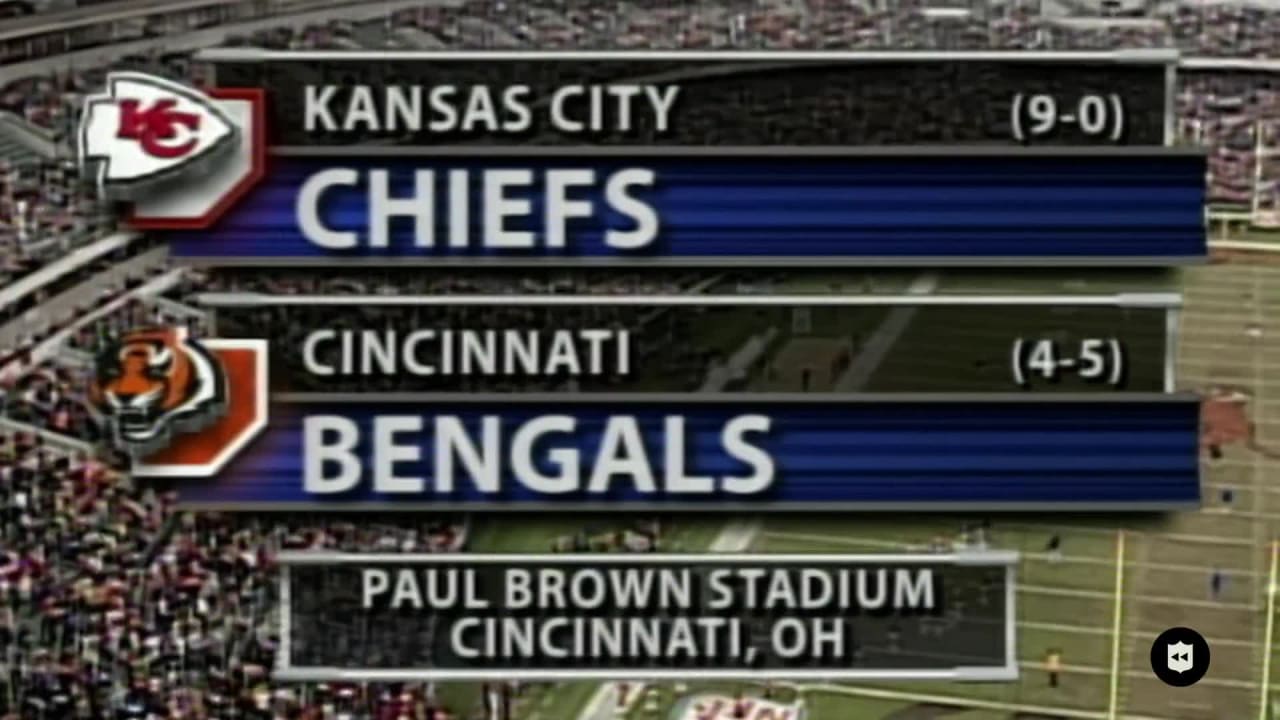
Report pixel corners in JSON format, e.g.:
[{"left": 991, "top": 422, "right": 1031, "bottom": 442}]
[{"left": 1045, "top": 648, "right": 1062, "bottom": 688}]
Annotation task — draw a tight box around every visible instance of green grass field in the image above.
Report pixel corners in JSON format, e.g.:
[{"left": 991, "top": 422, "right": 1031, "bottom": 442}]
[{"left": 435, "top": 255, "right": 1280, "bottom": 720}]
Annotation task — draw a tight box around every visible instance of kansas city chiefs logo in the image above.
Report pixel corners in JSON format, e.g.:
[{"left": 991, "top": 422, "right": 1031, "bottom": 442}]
[{"left": 79, "top": 72, "right": 238, "bottom": 197}]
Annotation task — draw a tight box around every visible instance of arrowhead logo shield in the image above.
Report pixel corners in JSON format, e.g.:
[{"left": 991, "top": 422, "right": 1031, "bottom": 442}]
[
  {"left": 78, "top": 72, "right": 238, "bottom": 198},
  {"left": 1167, "top": 641, "right": 1194, "bottom": 673}
]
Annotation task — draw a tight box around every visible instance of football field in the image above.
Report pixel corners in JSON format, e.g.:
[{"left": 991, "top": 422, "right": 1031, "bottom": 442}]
[
  {"left": 691, "top": 268, "right": 1178, "bottom": 395},
  {"left": 752, "top": 261, "right": 1280, "bottom": 720},
  {"left": 464, "top": 259, "right": 1280, "bottom": 720}
]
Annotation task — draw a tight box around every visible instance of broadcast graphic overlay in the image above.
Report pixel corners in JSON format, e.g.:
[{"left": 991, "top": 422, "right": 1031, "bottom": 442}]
[
  {"left": 203, "top": 49, "right": 1175, "bottom": 147},
  {"left": 167, "top": 49, "right": 1201, "bottom": 265},
  {"left": 162, "top": 292, "right": 1197, "bottom": 510},
  {"left": 274, "top": 552, "right": 1017, "bottom": 682},
  {"left": 54, "top": 45, "right": 1225, "bottom": 707}
]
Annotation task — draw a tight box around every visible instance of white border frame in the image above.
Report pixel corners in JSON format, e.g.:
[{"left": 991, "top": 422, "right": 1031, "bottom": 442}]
[
  {"left": 196, "top": 48, "right": 1177, "bottom": 150},
  {"left": 195, "top": 292, "right": 1182, "bottom": 307},
  {"left": 196, "top": 291, "right": 1181, "bottom": 392},
  {"left": 198, "top": 49, "right": 1178, "bottom": 62},
  {"left": 274, "top": 551, "right": 1020, "bottom": 682}
]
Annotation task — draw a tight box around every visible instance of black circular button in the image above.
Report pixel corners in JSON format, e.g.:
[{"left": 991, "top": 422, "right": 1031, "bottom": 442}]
[{"left": 1151, "top": 627, "right": 1210, "bottom": 687}]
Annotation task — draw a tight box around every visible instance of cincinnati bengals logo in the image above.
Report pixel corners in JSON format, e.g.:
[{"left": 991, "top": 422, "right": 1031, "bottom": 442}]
[{"left": 90, "top": 327, "right": 227, "bottom": 457}]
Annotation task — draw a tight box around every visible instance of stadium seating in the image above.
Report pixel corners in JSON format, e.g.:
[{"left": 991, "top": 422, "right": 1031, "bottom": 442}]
[
  {"left": 4, "top": 0, "right": 1280, "bottom": 212},
  {"left": 2, "top": 0, "right": 1280, "bottom": 717},
  {"left": 0, "top": 132, "right": 40, "bottom": 166}
]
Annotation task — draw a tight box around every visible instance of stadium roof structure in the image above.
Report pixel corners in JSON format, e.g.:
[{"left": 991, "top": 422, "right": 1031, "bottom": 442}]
[{"left": 0, "top": 0, "right": 243, "bottom": 41}]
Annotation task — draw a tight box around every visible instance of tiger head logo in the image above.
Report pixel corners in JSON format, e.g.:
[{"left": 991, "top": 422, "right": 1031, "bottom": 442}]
[{"left": 90, "top": 326, "right": 227, "bottom": 457}]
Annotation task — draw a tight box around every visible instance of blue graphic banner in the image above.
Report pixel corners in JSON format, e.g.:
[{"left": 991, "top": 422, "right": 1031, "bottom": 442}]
[
  {"left": 165, "top": 150, "right": 1206, "bottom": 264},
  {"left": 174, "top": 398, "right": 1201, "bottom": 509}
]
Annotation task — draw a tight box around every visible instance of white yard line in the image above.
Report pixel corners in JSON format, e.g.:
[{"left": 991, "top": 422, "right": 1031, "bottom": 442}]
[
  {"left": 1002, "top": 524, "right": 1258, "bottom": 547},
  {"left": 834, "top": 272, "right": 939, "bottom": 390},
  {"left": 1261, "top": 542, "right": 1279, "bottom": 720},
  {"left": 1247, "top": 266, "right": 1273, "bottom": 720},
  {"left": 791, "top": 682, "right": 1177, "bottom": 720},
  {"left": 709, "top": 519, "right": 762, "bottom": 553},
  {"left": 1020, "top": 583, "right": 1258, "bottom": 611},
  {"left": 1107, "top": 531, "right": 1126, "bottom": 720},
  {"left": 1023, "top": 662, "right": 1260, "bottom": 690},
  {"left": 1023, "top": 621, "right": 1259, "bottom": 648},
  {"left": 763, "top": 530, "right": 1263, "bottom": 576},
  {"left": 574, "top": 685, "right": 616, "bottom": 720}
]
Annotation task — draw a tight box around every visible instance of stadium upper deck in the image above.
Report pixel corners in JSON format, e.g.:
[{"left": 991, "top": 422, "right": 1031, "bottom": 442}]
[
  {"left": 0, "top": 2, "right": 1277, "bottom": 719},
  {"left": 3, "top": 0, "right": 1280, "bottom": 62},
  {"left": 0, "top": 0, "right": 359, "bottom": 64}
]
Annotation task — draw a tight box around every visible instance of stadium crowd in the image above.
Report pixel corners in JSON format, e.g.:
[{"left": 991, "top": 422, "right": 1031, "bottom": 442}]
[
  {"left": 0, "top": 426, "right": 467, "bottom": 718},
  {"left": 1, "top": 0, "right": 1280, "bottom": 717},
  {"left": 0, "top": 0, "right": 1277, "bottom": 216},
  {"left": 0, "top": 237, "right": 172, "bottom": 372},
  {"left": 0, "top": 160, "right": 109, "bottom": 290},
  {"left": 0, "top": 263, "right": 477, "bottom": 717},
  {"left": 180, "top": 268, "right": 703, "bottom": 298}
]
